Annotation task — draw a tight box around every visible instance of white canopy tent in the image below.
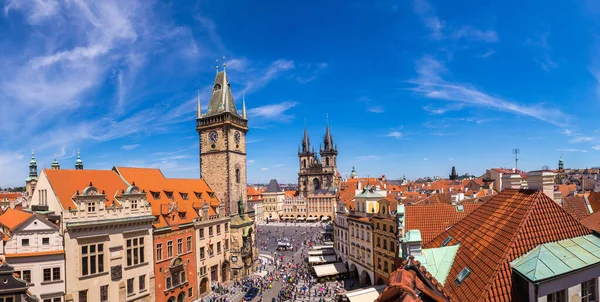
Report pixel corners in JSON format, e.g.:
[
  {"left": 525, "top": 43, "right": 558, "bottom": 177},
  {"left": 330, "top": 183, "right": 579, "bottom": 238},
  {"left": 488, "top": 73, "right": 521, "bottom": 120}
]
[
  {"left": 344, "top": 285, "right": 386, "bottom": 302},
  {"left": 308, "top": 255, "right": 338, "bottom": 264},
  {"left": 312, "top": 262, "right": 348, "bottom": 277}
]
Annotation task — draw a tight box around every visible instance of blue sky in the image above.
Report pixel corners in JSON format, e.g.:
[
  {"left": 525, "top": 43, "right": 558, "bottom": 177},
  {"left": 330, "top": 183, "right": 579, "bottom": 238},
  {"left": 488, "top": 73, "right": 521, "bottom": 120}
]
[{"left": 1, "top": 0, "right": 600, "bottom": 187}]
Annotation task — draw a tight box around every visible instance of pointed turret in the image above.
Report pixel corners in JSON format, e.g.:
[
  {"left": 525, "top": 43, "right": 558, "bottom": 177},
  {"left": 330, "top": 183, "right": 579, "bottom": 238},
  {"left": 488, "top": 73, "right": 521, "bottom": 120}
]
[
  {"left": 27, "top": 150, "right": 38, "bottom": 180},
  {"left": 51, "top": 158, "right": 60, "bottom": 170},
  {"left": 75, "top": 149, "right": 83, "bottom": 170},
  {"left": 449, "top": 166, "right": 458, "bottom": 180},
  {"left": 350, "top": 166, "right": 358, "bottom": 179},
  {"left": 196, "top": 90, "right": 202, "bottom": 119},
  {"left": 323, "top": 114, "right": 335, "bottom": 152},
  {"left": 301, "top": 122, "right": 311, "bottom": 154},
  {"left": 242, "top": 92, "right": 247, "bottom": 119},
  {"left": 558, "top": 155, "right": 564, "bottom": 171},
  {"left": 204, "top": 69, "right": 239, "bottom": 116}
]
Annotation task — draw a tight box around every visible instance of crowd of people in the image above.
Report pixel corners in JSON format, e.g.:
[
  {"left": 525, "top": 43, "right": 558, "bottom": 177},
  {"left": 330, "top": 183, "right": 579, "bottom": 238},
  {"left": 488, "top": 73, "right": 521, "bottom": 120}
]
[{"left": 200, "top": 223, "right": 350, "bottom": 302}]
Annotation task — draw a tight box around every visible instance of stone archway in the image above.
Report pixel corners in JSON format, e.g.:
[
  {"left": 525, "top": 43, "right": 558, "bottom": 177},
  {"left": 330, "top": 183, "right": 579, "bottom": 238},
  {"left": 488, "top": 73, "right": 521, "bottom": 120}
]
[
  {"left": 199, "top": 278, "right": 208, "bottom": 295},
  {"left": 177, "top": 292, "right": 185, "bottom": 302},
  {"left": 168, "top": 297, "right": 175, "bottom": 302},
  {"left": 360, "top": 270, "right": 372, "bottom": 286},
  {"left": 221, "top": 261, "right": 230, "bottom": 282},
  {"left": 349, "top": 263, "right": 357, "bottom": 278}
]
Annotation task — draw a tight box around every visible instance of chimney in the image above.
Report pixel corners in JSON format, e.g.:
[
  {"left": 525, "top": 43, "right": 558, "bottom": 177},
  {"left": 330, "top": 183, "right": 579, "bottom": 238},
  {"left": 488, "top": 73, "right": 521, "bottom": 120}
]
[
  {"left": 527, "top": 170, "right": 556, "bottom": 201},
  {"left": 358, "top": 181, "right": 362, "bottom": 191},
  {"left": 501, "top": 173, "right": 523, "bottom": 190},
  {"left": 403, "top": 229, "right": 422, "bottom": 257}
]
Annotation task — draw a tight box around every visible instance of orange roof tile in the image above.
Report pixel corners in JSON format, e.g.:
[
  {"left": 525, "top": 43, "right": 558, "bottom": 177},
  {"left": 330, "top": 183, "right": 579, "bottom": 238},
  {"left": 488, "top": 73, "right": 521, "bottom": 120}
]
[
  {"left": 115, "top": 167, "right": 220, "bottom": 227},
  {"left": 0, "top": 192, "right": 22, "bottom": 201},
  {"left": 0, "top": 208, "right": 33, "bottom": 231},
  {"left": 562, "top": 196, "right": 590, "bottom": 221},
  {"left": 423, "top": 190, "right": 591, "bottom": 302},
  {"left": 588, "top": 191, "right": 600, "bottom": 213},
  {"left": 557, "top": 184, "right": 577, "bottom": 197},
  {"left": 44, "top": 169, "right": 128, "bottom": 209},
  {"left": 580, "top": 211, "right": 600, "bottom": 233},
  {"left": 284, "top": 190, "right": 297, "bottom": 198},
  {"left": 404, "top": 203, "right": 481, "bottom": 244},
  {"left": 5, "top": 250, "right": 64, "bottom": 258},
  {"left": 247, "top": 186, "right": 262, "bottom": 196}
]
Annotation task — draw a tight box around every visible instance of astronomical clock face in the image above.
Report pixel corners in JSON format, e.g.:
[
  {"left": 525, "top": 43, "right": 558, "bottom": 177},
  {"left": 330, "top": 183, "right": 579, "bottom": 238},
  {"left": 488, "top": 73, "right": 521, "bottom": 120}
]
[
  {"left": 234, "top": 131, "right": 241, "bottom": 144},
  {"left": 208, "top": 130, "right": 219, "bottom": 144}
]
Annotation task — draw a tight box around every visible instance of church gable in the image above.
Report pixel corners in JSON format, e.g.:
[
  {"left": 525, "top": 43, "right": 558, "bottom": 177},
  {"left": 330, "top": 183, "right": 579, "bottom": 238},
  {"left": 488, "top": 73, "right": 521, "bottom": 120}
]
[{"left": 17, "top": 215, "right": 58, "bottom": 232}]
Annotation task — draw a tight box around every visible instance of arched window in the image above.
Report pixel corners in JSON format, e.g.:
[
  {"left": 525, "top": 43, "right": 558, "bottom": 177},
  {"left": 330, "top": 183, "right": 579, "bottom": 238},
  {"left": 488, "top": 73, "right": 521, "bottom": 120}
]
[
  {"left": 302, "top": 159, "right": 306, "bottom": 168},
  {"left": 325, "top": 157, "right": 329, "bottom": 166},
  {"left": 235, "top": 168, "right": 240, "bottom": 183}
]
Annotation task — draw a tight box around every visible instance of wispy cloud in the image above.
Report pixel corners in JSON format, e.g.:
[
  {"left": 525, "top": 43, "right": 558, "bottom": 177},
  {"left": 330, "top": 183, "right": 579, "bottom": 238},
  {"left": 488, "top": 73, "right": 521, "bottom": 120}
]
[
  {"left": 296, "top": 62, "right": 328, "bottom": 84},
  {"left": 260, "top": 167, "right": 269, "bottom": 171},
  {"left": 247, "top": 159, "right": 256, "bottom": 164},
  {"left": 592, "top": 145, "right": 600, "bottom": 151},
  {"left": 412, "top": 0, "right": 497, "bottom": 43},
  {"left": 410, "top": 55, "right": 567, "bottom": 126},
  {"left": 242, "top": 59, "right": 295, "bottom": 93},
  {"left": 556, "top": 148, "right": 588, "bottom": 153},
  {"left": 561, "top": 129, "right": 594, "bottom": 143},
  {"left": 121, "top": 144, "right": 140, "bottom": 151},
  {"left": 248, "top": 101, "right": 298, "bottom": 121},
  {"left": 526, "top": 32, "right": 558, "bottom": 72},
  {"left": 423, "top": 158, "right": 429, "bottom": 161},
  {"left": 476, "top": 49, "right": 496, "bottom": 58},
  {"left": 385, "top": 131, "right": 403, "bottom": 139},
  {"left": 368, "top": 106, "right": 384, "bottom": 113}
]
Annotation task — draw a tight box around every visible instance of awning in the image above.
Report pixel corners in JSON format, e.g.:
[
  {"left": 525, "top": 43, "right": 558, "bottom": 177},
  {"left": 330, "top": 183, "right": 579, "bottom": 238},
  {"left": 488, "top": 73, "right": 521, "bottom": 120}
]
[
  {"left": 313, "top": 262, "right": 347, "bottom": 277},
  {"left": 344, "top": 285, "right": 386, "bottom": 302},
  {"left": 321, "top": 216, "right": 330, "bottom": 221},
  {"left": 308, "top": 255, "right": 338, "bottom": 264},
  {"left": 289, "top": 216, "right": 296, "bottom": 220},
  {"left": 306, "top": 217, "right": 317, "bottom": 221},
  {"left": 297, "top": 217, "right": 305, "bottom": 221}
]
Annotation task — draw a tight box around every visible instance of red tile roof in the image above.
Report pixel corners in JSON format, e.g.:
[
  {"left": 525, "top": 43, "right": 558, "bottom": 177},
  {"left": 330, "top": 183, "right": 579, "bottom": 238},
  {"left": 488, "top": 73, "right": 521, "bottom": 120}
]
[
  {"left": 557, "top": 184, "right": 577, "bottom": 197},
  {"left": 562, "top": 196, "right": 590, "bottom": 221},
  {"left": 44, "top": 169, "right": 128, "bottom": 209},
  {"left": 0, "top": 192, "right": 22, "bottom": 201},
  {"left": 424, "top": 189, "right": 591, "bottom": 302},
  {"left": 0, "top": 209, "right": 33, "bottom": 231},
  {"left": 404, "top": 203, "right": 482, "bottom": 244},
  {"left": 588, "top": 191, "right": 600, "bottom": 213},
  {"left": 115, "top": 167, "right": 219, "bottom": 228},
  {"left": 580, "top": 211, "right": 600, "bottom": 233}
]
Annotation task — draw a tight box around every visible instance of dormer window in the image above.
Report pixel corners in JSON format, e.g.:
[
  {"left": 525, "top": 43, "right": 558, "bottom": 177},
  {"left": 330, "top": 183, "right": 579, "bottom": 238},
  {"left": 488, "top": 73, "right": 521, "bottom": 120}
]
[
  {"left": 213, "top": 83, "right": 222, "bottom": 91},
  {"left": 195, "top": 192, "right": 203, "bottom": 199},
  {"left": 131, "top": 199, "right": 138, "bottom": 210},
  {"left": 180, "top": 193, "right": 188, "bottom": 200},
  {"left": 208, "top": 192, "right": 215, "bottom": 198},
  {"left": 87, "top": 202, "right": 96, "bottom": 213},
  {"left": 455, "top": 267, "right": 472, "bottom": 286},
  {"left": 165, "top": 191, "right": 173, "bottom": 199},
  {"left": 151, "top": 191, "right": 161, "bottom": 199}
]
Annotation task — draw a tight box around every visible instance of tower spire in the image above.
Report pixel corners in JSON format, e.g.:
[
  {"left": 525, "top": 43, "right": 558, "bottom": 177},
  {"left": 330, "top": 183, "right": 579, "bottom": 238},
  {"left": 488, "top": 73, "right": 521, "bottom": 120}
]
[
  {"left": 222, "top": 57, "right": 229, "bottom": 112},
  {"left": 75, "top": 149, "right": 83, "bottom": 170},
  {"left": 197, "top": 90, "right": 202, "bottom": 119},
  {"left": 301, "top": 118, "right": 310, "bottom": 154},
  {"left": 28, "top": 149, "right": 38, "bottom": 178},
  {"left": 242, "top": 92, "right": 247, "bottom": 119},
  {"left": 323, "top": 114, "right": 334, "bottom": 152}
]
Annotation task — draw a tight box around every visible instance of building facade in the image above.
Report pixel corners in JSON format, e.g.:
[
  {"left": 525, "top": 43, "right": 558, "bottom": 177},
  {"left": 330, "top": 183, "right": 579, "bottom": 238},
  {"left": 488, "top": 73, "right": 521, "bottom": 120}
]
[
  {"left": 0, "top": 209, "right": 65, "bottom": 302},
  {"left": 333, "top": 202, "right": 349, "bottom": 265},
  {"left": 197, "top": 67, "right": 256, "bottom": 279},
  {"left": 306, "top": 189, "right": 336, "bottom": 221},
  {"left": 297, "top": 123, "right": 339, "bottom": 198},
  {"left": 372, "top": 198, "right": 398, "bottom": 286},
  {"left": 31, "top": 170, "right": 156, "bottom": 302},
  {"left": 262, "top": 179, "right": 284, "bottom": 222},
  {"left": 281, "top": 195, "right": 307, "bottom": 221}
]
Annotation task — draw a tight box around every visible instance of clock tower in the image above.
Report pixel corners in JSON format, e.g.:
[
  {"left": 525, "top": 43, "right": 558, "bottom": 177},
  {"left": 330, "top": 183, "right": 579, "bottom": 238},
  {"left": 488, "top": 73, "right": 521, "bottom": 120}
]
[{"left": 196, "top": 67, "right": 248, "bottom": 216}]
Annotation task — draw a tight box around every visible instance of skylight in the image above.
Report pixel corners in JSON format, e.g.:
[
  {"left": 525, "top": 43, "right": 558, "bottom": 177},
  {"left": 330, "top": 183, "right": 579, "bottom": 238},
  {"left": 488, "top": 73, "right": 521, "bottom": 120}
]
[
  {"left": 442, "top": 236, "right": 453, "bottom": 247},
  {"left": 455, "top": 267, "right": 472, "bottom": 286},
  {"left": 456, "top": 205, "right": 464, "bottom": 212}
]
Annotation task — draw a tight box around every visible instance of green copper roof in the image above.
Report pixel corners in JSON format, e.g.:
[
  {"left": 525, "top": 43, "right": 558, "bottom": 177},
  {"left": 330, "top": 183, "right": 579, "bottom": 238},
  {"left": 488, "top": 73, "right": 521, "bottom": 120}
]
[
  {"left": 414, "top": 244, "right": 460, "bottom": 284},
  {"left": 355, "top": 187, "right": 385, "bottom": 199},
  {"left": 405, "top": 229, "right": 422, "bottom": 243},
  {"left": 510, "top": 234, "right": 600, "bottom": 283}
]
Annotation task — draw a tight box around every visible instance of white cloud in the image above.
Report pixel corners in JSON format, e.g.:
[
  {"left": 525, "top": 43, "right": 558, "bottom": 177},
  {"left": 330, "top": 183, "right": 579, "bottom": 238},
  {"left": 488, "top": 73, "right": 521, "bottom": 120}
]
[
  {"left": 561, "top": 129, "right": 594, "bottom": 144},
  {"left": 243, "top": 59, "right": 295, "bottom": 93},
  {"left": 450, "top": 26, "right": 498, "bottom": 42},
  {"left": 412, "top": 0, "right": 444, "bottom": 40},
  {"left": 248, "top": 101, "right": 298, "bottom": 121},
  {"left": 592, "top": 145, "right": 600, "bottom": 150},
  {"left": 247, "top": 159, "right": 256, "bottom": 164},
  {"left": 368, "top": 106, "right": 384, "bottom": 113},
  {"left": 121, "top": 144, "right": 140, "bottom": 151},
  {"left": 527, "top": 32, "right": 558, "bottom": 72},
  {"left": 476, "top": 49, "right": 496, "bottom": 58},
  {"left": 410, "top": 55, "right": 567, "bottom": 126},
  {"left": 556, "top": 149, "right": 588, "bottom": 153},
  {"left": 385, "top": 131, "right": 403, "bottom": 139},
  {"left": 260, "top": 167, "right": 269, "bottom": 171},
  {"left": 423, "top": 158, "right": 429, "bottom": 161}
]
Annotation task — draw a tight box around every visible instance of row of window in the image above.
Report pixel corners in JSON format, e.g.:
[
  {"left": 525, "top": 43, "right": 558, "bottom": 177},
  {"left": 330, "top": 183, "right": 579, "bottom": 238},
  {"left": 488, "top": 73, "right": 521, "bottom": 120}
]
[
  {"left": 149, "top": 191, "right": 214, "bottom": 200},
  {"left": 375, "top": 222, "right": 395, "bottom": 233},
  {"left": 81, "top": 237, "right": 146, "bottom": 277},
  {"left": 199, "top": 240, "right": 229, "bottom": 259},
  {"left": 376, "top": 258, "right": 391, "bottom": 274},
  {"left": 15, "top": 267, "right": 60, "bottom": 283},
  {"left": 376, "top": 237, "right": 396, "bottom": 253},
  {"left": 198, "top": 223, "right": 228, "bottom": 239},
  {"left": 157, "top": 236, "right": 192, "bottom": 261},
  {"left": 78, "top": 275, "right": 146, "bottom": 302},
  {"left": 21, "top": 237, "right": 52, "bottom": 246}
]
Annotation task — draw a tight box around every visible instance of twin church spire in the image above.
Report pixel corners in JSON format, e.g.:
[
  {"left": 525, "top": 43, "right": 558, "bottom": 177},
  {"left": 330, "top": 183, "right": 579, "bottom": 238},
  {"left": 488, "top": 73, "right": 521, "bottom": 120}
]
[{"left": 300, "top": 117, "right": 337, "bottom": 155}]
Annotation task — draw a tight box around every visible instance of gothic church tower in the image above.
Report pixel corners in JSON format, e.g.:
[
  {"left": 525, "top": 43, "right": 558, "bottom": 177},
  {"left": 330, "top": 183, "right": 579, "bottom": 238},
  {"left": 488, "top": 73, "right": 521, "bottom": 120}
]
[{"left": 298, "top": 120, "right": 339, "bottom": 197}]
